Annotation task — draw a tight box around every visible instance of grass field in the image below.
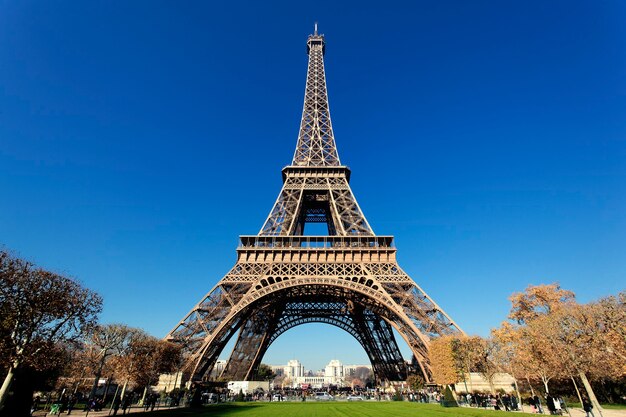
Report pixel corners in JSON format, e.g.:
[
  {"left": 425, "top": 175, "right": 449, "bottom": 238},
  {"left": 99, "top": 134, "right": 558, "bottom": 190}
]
[{"left": 140, "top": 402, "right": 524, "bottom": 417}]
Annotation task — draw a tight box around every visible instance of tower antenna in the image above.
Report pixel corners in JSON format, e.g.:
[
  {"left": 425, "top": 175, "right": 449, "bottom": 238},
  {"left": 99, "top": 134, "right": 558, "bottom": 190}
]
[{"left": 314, "top": 22, "right": 318, "bottom": 35}]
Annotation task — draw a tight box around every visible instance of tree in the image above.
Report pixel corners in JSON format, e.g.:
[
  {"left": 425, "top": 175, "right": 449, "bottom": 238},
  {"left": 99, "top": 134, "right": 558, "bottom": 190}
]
[
  {"left": 429, "top": 336, "right": 458, "bottom": 385},
  {"left": 256, "top": 364, "right": 276, "bottom": 381},
  {"left": 351, "top": 378, "right": 363, "bottom": 388},
  {"left": 522, "top": 315, "right": 567, "bottom": 393},
  {"left": 540, "top": 300, "right": 625, "bottom": 410},
  {"left": 504, "top": 284, "right": 576, "bottom": 394},
  {"left": 405, "top": 374, "right": 425, "bottom": 391},
  {"left": 57, "top": 341, "right": 96, "bottom": 396},
  {"left": 502, "top": 283, "right": 613, "bottom": 411},
  {"left": 134, "top": 338, "right": 181, "bottom": 403},
  {"left": 508, "top": 283, "right": 575, "bottom": 325},
  {"left": 472, "top": 337, "right": 502, "bottom": 394},
  {"left": 109, "top": 329, "right": 180, "bottom": 401},
  {"left": 491, "top": 323, "right": 525, "bottom": 406},
  {"left": 84, "top": 324, "right": 133, "bottom": 399},
  {"left": 450, "top": 335, "right": 482, "bottom": 393},
  {"left": 354, "top": 366, "right": 373, "bottom": 384},
  {"left": 0, "top": 251, "right": 102, "bottom": 410},
  {"left": 591, "top": 292, "right": 626, "bottom": 367}
]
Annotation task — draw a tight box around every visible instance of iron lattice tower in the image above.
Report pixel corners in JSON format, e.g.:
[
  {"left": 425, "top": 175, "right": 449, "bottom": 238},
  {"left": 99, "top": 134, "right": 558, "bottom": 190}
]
[{"left": 167, "top": 27, "right": 463, "bottom": 383}]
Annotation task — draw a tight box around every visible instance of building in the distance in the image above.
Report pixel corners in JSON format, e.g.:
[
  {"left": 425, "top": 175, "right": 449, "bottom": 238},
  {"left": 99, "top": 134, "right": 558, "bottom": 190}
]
[
  {"left": 270, "top": 365, "right": 284, "bottom": 377},
  {"left": 324, "top": 359, "right": 344, "bottom": 385},
  {"left": 284, "top": 359, "right": 305, "bottom": 379},
  {"left": 209, "top": 359, "right": 227, "bottom": 379},
  {"left": 343, "top": 364, "right": 373, "bottom": 377},
  {"left": 271, "top": 359, "right": 370, "bottom": 388}
]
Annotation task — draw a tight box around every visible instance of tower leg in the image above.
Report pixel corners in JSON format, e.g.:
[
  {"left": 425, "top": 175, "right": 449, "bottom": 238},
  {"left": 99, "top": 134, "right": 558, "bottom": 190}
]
[
  {"left": 352, "top": 306, "right": 408, "bottom": 381},
  {"left": 220, "top": 302, "right": 284, "bottom": 381}
]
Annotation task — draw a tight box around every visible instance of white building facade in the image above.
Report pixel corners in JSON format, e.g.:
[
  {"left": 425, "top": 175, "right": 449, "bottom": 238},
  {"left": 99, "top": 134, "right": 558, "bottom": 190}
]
[
  {"left": 273, "top": 359, "right": 367, "bottom": 389},
  {"left": 324, "top": 359, "right": 344, "bottom": 385},
  {"left": 283, "top": 359, "right": 305, "bottom": 379}
]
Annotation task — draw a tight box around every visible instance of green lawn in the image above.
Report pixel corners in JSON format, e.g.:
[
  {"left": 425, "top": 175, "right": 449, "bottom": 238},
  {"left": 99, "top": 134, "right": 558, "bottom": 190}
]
[{"left": 141, "top": 402, "right": 524, "bottom": 417}]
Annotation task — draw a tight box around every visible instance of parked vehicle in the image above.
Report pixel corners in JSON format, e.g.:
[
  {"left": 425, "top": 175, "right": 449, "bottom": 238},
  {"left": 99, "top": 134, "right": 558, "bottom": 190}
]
[
  {"left": 347, "top": 395, "right": 364, "bottom": 401},
  {"left": 315, "top": 392, "right": 334, "bottom": 401},
  {"left": 227, "top": 381, "right": 271, "bottom": 395}
]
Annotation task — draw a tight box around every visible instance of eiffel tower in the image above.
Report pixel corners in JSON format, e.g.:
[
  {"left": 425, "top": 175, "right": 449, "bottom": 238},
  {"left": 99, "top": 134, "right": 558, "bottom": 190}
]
[{"left": 167, "top": 26, "right": 463, "bottom": 384}]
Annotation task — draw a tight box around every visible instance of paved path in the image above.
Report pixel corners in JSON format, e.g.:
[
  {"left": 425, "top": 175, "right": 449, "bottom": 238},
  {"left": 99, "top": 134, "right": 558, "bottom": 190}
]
[
  {"left": 33, "top": 405, "right": 182, "bottom": 416},
  {"left": 560, "top": 409, "right": 626, "bottom": 417}
]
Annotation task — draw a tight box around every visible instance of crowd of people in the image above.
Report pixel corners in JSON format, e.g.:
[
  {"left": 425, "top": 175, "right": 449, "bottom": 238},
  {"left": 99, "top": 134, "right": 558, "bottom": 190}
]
[
  {"left": 31, "top": 385, "right": 599, "bottom": 416},
  {"left": 31, "top": 390, "right": 185, "bottom": 416},
  {"left": 462, "top": 392, "right": 521, "bottom": 411}
]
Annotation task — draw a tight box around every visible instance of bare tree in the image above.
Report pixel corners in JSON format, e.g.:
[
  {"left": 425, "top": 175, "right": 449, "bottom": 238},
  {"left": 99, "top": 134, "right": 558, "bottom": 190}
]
[
  {"left": 0, "top": 250, "right": 102, "bottom": 409},
  {"left": 85, "top": 324, "right": 133, "bottom": 399},
  {"left": 109, "top": 330, "right": 181, "bottom": 402}
]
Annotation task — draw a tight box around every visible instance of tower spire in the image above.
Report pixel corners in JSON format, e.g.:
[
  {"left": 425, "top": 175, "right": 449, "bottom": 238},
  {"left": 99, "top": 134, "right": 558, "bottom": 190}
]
[{"left": 292, "top": 27, "right": 340, "bottom": 166}]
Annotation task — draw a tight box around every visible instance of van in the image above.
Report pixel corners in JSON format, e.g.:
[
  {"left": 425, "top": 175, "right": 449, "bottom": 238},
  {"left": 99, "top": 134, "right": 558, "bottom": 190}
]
[{"left": 315, "top": 392, "right": 334, "bottom": 401}]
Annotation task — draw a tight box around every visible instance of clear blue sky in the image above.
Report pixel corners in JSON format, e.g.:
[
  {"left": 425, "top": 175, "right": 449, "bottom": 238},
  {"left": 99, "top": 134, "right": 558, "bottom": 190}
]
[{"left": 1, "top": 1, "right": 625, "bottom": 371}]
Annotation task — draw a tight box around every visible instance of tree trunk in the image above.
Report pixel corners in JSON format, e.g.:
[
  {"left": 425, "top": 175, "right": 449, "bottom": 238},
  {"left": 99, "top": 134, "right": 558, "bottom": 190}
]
[
  {"left": 579, "top": 372, "right": 603, "bottom": 416},
  {"left": 527, "top": 377, "right": 536, "bottom": 397},
  {"left": 0, "top": 365, "right": 16, "bottom": 410},
  {"left": 542, "top": 375, "right": 550, "bottom": 394},
  {"left": 448, "top": 384, "right": 459, "bottom": 404},
  {"left": 102, "top": 376, "right": 112, "bottom": 400},
  {"left": 512, "top": 376, "right": 524, "bottom": 412},
  {"left": 462, "top": 372, "right": 469, "bottom": 394},
  {"left": 120, "top": 380, "right": 129, "bottom": 400},
  {"left": 571, "top": 376, "right": 583, "bottom": 408},
  {"left": 140, "top": 386, "right": 148, "bottom": 405},
  {"left": 107, "top": 384, "right": 120, "bottom": 414},
  {"left": 74, "top": 369, "right": 87, "bottom": 395},
  {"left": 90, "top": 358, "right": 106, "bottom": 400}
]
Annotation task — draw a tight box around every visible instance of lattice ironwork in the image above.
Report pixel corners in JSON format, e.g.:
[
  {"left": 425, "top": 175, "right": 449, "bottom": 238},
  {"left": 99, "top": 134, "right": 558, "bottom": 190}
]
[
  {"left": 167, "top": 27, "right": 463, "bottom": 385},
  {"left": 259, "top": 172, "right": 373, "bottom": 236},
  {"left": 292, "top": 28, "right": 340, "bottom": 167}
]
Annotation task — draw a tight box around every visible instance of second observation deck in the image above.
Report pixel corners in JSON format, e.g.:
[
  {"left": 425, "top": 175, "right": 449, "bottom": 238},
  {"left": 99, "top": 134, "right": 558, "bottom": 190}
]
[{"left": 237, "top": 236, "right": 396, "bottom": 263}]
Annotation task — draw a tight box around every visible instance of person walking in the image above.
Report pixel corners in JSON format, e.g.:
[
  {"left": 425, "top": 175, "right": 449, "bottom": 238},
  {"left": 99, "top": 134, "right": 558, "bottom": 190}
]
[
  {"left": 583, "top": 398, "right": 595, "bottom": 417},
  {"left": 112, "top": 396, "right": 121, "bottom": 416},
  {"left": 534, "top": 395, "right": 544, "bottom": 414},
  {"left": 66, "top": 396, "right": 76, "bottom": 415},
  {"left": 553, "top": 396, "right": 562, "bottom": 415},
  {"left": 547, "top": 395, "right": 556, "bottom": 415},
  {"left": 121, "top": 395, "right": 132, "bottom": 414}
]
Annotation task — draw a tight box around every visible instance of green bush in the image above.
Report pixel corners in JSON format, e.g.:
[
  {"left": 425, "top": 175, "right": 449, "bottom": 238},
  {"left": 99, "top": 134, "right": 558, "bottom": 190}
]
[{"left": 236, "top": 389, "right": 245, "bottom": 402}]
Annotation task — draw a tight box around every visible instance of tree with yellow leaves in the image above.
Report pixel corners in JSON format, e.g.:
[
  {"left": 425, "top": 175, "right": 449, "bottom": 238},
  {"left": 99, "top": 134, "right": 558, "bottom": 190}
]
[
  {"left": 429, "top": 335, "right": 458, "bottom": 386},
  {"left": 450, "top": 335, "right": 482, "bottom": 393}
]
